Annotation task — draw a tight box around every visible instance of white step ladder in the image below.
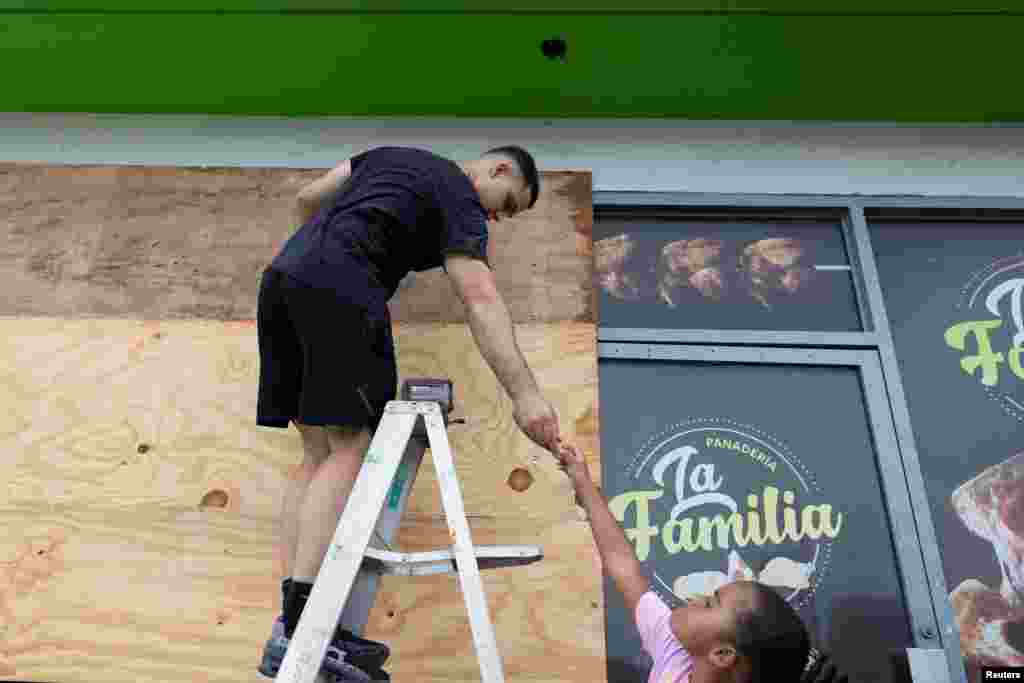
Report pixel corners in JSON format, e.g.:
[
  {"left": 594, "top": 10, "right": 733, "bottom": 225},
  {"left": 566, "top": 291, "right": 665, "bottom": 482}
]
[{"left": 275, "top": 378, "right": 544, "bottom": 683}]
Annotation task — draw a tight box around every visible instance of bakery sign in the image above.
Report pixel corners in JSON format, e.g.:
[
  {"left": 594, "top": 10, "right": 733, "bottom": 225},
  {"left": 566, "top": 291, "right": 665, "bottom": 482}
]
[
  {"left": 608, "top": 417, "right": 844, "bottom": 610},
  {"left": 945, "top": 255, "right": 1024, "bottom": 420}
]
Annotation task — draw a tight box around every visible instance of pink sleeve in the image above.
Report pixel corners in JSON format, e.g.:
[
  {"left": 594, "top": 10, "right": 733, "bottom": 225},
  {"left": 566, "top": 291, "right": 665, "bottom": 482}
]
[{"left": 635, "top": 591, "right": 682, "bottom": 661}]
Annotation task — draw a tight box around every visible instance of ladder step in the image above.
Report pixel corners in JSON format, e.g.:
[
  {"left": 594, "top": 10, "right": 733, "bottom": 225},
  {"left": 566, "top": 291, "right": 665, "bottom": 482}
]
[{"left": 362, "top": 545, "right": 543, "bottom": 576}]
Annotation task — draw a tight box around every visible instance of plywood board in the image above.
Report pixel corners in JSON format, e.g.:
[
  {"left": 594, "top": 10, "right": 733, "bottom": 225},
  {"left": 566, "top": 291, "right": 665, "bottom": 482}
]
[
  {"left": 0, "top": 164, "right": 594, "bottom": 323},
  {"left": 0, "top": 318, "right": 603, "bottom": 683},
  {"left": 0, "top": 161, "right": 603, "bottom": 682}
]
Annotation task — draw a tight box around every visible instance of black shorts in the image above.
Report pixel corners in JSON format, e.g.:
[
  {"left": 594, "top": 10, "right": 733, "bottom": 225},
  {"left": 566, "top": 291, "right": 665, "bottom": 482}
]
[{"left": 256, "top": 267, "right": 397, "bottom": 432}]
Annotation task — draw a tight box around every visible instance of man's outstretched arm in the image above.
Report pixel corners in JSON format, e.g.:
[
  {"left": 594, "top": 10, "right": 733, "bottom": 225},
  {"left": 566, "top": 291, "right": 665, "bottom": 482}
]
[
  {"left": 445, "top": 253, "right": 561, "bottom": 453},
  {"left": 295, "top": 159, "right": 353, "bottom": 224},
  {"left": 444, "top": 254, "right": 537, "bottom": 400}
]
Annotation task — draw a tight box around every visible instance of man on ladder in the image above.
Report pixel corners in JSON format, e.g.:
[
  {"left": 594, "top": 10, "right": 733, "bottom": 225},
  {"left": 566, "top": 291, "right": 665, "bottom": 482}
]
[{"left": 255, "top": 146, "right": 562, "bottom": 680}]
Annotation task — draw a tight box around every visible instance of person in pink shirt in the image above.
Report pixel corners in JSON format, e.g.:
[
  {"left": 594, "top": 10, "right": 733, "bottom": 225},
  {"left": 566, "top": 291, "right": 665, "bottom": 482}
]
[{"left": 557, "top": 444, "right": 811, "bottom": 683}]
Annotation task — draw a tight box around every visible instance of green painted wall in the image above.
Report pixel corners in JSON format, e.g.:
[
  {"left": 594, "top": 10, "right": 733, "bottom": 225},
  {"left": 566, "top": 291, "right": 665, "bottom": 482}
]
[
  {"left": 1, "top": 7, "right": 1021, "bottom": 121},
  {"left": 1, "top": 2, "right": 1021, "bottom": 12}
]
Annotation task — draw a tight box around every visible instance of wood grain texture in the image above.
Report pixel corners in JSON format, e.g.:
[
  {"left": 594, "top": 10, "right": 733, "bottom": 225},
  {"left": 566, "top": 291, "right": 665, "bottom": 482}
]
[
  {"left": 0, "top": 164, "right": 594, "bottom": 323},
  {"left": 0, "top": 318, "right": 604, "bottom": 683}
]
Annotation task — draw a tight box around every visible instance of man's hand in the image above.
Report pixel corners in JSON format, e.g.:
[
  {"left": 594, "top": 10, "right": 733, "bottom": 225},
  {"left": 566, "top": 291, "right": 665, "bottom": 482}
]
[
  {"left": 512, "top": 391, "right": 561, "bottom": 454},
  {"left": 557, "top": 442, "right": 592, "bottom": 483}
]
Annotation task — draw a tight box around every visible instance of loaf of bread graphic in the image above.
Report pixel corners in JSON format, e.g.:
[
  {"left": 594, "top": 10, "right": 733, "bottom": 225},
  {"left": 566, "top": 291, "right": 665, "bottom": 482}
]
[
  {"left": 759, "top": 556, "right": 814, "bottom": 591},
  {"left": 952, "top": 452, "right": 1024, "bottom": 606},
  {"left": 672, "top": 550, "right": 812, "bottom": 602},
  {"left": 593, "top": 233, "right": 658, "bottom": 302},
  {"left": 950, "top": 579, "right": 1024, "bottom": 670},
  {"left": 674, "top": 551, "right": 755, "bottom": 602},
  {"left": 657, "top": 238, "right": 730, "bottom": 306},
  {"left": 951, "top": 452, "right": 1024, "bottom": 669},
  {"left": 738, "top": 238, "right": 816, "bottom": 310}
]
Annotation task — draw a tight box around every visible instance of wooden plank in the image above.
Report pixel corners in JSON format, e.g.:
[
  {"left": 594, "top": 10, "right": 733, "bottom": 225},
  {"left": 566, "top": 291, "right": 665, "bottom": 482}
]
[
  {"left": 0, "top": 164, "right": 593, "bottom": 323},
  {"left": 0, "top": 318, "right": 602, "bottom": 683}
]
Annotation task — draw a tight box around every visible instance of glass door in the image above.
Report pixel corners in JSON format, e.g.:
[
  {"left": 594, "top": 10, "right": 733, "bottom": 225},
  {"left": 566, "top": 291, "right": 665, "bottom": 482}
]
[{"left": 597, "top": 344, "right": 946, "bottom": 683}]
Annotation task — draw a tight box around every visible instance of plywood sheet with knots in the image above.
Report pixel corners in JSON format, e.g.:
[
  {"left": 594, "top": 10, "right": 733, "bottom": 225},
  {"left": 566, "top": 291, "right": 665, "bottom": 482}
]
[
  {"left": 0, "top": 318, "right": 603, "bottom": 683},
  {"left": 0, "top": 161, "right": 602, "bottom": 683}
]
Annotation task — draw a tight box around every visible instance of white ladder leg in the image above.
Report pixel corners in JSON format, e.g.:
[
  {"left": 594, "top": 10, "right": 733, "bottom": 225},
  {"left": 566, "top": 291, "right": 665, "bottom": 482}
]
[
  {"left": 276, "top": 408, "right": 418, "bottom": 683},
  {"left": 424, "top": 410, "right": 505, "bottom": 683},
  {"left": 273, "top": 390, "right": 517, "bottom": 683},
  {"left": 338, "top": 433, "right": 429, "bottom": 636}
]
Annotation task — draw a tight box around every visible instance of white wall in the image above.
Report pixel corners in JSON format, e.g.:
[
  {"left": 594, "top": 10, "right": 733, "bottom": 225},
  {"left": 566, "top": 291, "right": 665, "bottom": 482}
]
[{"left": 3, "top": 113, "right": 1023, "bottom": 198}]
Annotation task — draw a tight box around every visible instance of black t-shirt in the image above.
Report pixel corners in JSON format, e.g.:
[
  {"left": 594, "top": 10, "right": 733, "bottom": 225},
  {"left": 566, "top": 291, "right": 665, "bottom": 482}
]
[{"left": 270, "top": 146, "right": 490, "bottom": 314}]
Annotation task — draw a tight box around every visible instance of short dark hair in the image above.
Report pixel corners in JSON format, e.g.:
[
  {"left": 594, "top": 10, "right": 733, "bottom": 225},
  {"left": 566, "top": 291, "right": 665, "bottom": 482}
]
[
  {"left": 732, "top": 584, "right": 811, "bottom": 683},
  {"left": 485, "top": 145, "right": 540, "bottom": 209}
]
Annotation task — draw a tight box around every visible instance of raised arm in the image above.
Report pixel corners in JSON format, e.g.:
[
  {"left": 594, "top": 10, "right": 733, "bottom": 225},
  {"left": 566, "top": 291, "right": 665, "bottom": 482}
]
[{"left": 558, "top": 443, "right": 651, "bottom": 616}]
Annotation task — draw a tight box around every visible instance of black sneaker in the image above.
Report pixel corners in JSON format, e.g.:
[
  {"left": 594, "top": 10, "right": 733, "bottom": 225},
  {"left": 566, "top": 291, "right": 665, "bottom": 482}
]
[
  {"left": 259, "top": 630, "right": 370, "bottom": 682},
  {"left": 330, "top": 627, "right": 390, "bottom": 672}
]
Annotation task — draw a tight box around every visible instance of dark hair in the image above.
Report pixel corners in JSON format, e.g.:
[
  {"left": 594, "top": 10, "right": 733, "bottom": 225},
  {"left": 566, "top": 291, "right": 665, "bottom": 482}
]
[
  {"left": 732, "top": 584, "right": 811, "bottom": 683},
  {"left": 484, "top": 145, "right": 540, "bottom": 209},
  {"left": 800, "top": 649, "right": 849, "bottom": 683}
]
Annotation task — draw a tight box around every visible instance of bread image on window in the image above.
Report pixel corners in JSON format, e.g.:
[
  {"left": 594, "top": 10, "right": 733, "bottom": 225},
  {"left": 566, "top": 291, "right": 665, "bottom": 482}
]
[
  {"left": 671, "top": 550, "right": 814, "bottom": 603},
  {"left": 656, "top": 238, "right": 730, "bottom": 306},
  {"left": 673, "top": 551, "right": 755, "bottom": 602},
  {"left": 759, "top": 556, "right": 815, "bottom": 592},
  {"left": 951, "top": 452, "right": 1024, "bottom": 671},
  {"left": 594, "top": 233, "right": 658, "bottom": 302},
  {"left": 950, "top": 578, "right": 1024, "bottom": 669},
  {"left": 738, "top": 238, "right": 817, "bottom": 310},
  {"left": 595, "top": 233, "right": 826, "bottom": 311}
]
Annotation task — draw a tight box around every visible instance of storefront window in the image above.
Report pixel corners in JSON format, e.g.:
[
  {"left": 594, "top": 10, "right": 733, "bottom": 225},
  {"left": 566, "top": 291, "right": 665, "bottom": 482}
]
[
  {"left": 594, "top": 211, "right": 863, "bottom": 332},
  {"left": 871, "top": 216, "right": 1024, "bottom": 680}
]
